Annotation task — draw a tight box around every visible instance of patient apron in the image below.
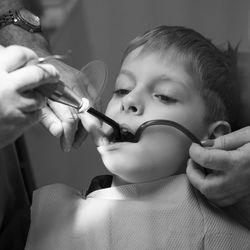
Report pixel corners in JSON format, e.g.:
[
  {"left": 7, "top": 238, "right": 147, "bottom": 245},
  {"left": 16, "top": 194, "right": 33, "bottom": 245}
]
[{"left": 25, "top": 174, "right": 250, "bottom": 250}]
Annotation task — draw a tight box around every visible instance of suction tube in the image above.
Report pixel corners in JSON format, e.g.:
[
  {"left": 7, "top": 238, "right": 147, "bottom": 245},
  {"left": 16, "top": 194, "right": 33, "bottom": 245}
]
[{"left": 132, "top": 120, "right": 202, "bottom": 145}]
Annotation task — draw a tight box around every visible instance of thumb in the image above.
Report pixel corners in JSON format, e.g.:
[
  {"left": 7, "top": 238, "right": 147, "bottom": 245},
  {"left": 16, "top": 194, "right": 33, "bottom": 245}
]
[
  {"left": 39, "top": 106, "right": 63, "bottom": 138},
  {"left": 78, "top": 111, "right": 106, "bottom": 146}
]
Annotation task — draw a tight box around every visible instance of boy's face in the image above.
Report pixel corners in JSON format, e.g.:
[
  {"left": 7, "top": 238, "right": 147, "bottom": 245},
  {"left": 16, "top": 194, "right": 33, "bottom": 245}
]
[{"left": 98, "top": 47, "right": 209, "bottom": 184}]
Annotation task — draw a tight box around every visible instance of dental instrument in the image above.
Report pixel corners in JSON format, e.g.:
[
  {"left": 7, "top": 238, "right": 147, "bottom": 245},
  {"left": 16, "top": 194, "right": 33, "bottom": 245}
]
[{"left": 35, "top": 56, "right": 121, "bottom": 139}]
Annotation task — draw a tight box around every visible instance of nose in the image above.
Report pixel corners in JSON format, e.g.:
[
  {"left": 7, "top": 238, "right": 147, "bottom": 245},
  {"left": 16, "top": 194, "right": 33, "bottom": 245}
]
[{"left": 121, "top": 91, "right": 144, "bottom": 115}]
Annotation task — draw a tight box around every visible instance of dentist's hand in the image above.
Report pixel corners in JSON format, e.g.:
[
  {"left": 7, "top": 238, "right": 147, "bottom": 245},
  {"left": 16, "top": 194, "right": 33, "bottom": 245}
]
[
  {"left": 38, "top": 59, "right": 99, "bottom": 152},
  {"left": 77, "top": 107, "right": 106, "bottom": 147},
  {"left": 0, "top": 45, "right": 59, "bottom": 149},
  {"left": 187, "top": 127, "right": 250, "bottom": 207}
]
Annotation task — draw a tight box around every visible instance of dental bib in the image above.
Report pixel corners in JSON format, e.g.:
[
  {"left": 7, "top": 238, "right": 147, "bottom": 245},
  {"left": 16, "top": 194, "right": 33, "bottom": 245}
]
[{"left": 25, "top": 174, "right": 250, "bottom": 250}]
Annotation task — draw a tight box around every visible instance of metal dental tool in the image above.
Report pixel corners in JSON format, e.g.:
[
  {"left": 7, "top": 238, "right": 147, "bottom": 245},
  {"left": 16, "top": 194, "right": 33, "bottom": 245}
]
[{"left": 35, "top": 56, "right": 121, "bottom": 139}]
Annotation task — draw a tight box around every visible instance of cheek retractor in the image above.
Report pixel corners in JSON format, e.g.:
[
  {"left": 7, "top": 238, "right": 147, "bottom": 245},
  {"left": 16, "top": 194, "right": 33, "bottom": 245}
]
[{"left": 112, "top": 119, "right": 202, "bottom": 145}]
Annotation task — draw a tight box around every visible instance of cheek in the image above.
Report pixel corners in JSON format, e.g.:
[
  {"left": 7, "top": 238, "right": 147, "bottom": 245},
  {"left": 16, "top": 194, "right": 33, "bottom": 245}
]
[
  {"left": 172, "top": 102, "right": 208, "bottom": 139},
  {"left": 105, "top": 98, "right": 119, "bottom": 117},
  {"left": 141, "top": 126, "right": 191, "bottom": 169},
  {"left": 101, "top": 126, "right": 191, "bottom": 183}
]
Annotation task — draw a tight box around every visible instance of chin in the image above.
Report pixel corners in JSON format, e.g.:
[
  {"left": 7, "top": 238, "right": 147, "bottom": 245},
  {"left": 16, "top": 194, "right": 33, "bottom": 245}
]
[
  {"left": 102, "top": 155, "right": 139, "bottom": 182},
  {"left": 102, "top": 156, "right": 184, "bottom": 184}
]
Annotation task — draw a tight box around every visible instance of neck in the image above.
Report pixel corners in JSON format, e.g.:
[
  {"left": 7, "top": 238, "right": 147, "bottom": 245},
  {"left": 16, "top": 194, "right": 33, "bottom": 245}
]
[{"left": 111, "top": 175, "right": 130, "bottom": 187}]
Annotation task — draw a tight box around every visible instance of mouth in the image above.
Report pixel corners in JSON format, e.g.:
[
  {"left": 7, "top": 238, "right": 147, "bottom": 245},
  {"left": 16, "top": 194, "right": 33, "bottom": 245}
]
[{"left": 107, "top": 124, "right": 136, "bottom": 143}]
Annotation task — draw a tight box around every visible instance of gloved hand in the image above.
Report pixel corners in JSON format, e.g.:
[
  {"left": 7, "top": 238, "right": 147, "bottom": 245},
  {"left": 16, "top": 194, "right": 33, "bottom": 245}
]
[
  {"left": 187, "top": 127, "right": 250, "bottom": 207},
  {"left": 0, "top": 45, "right": 59, "bottom": 149},
  {"left": 39, "top": 59, "right": 102, "bottom": 152}
]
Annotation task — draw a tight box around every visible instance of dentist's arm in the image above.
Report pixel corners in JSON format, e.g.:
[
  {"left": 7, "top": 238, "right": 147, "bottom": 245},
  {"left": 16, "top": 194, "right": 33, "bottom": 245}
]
[{"left": 0, "top": 0, "right": 88, "bottom": 151}]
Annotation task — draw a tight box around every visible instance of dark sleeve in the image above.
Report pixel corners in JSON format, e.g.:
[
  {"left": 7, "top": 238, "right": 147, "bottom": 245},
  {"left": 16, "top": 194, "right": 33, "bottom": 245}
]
[
  {"left": 0, "top": 142, "right": 33, "bottom": 250},
  {"left": 0, "top": 0, "right": 50, "bottom": 57},
  {"left": 0, "top": 207, "right": 30, "bottom": 250}
]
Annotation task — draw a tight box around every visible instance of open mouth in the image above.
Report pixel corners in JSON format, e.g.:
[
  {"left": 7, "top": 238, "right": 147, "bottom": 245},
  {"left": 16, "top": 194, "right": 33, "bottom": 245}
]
[
  {"left": 108, "top": 126, "right": 135, "bottom": 143},
  {"left": 105, "top": 119, "right": 202, "bottom": 145}
]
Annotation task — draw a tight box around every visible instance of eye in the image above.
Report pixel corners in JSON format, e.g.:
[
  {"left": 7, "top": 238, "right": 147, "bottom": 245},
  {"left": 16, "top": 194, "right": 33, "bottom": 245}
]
[
  {"left": 113, "top": 89, "right": 131, "bottom": 96},
  {"left": 154, "top": 94, "right": 177, "bottom": 104}
]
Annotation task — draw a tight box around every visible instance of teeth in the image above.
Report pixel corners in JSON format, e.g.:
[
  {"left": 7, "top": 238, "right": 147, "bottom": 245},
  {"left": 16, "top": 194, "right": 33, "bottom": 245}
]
[
  {"left": 105, "top": 124, "right": 135, "bottom": 143},
  {"left": 121, "top": 126, "right": 133, "bottom": 134},
  {"left": 121, "top": 128, "right": 129, "bottom": 133}
]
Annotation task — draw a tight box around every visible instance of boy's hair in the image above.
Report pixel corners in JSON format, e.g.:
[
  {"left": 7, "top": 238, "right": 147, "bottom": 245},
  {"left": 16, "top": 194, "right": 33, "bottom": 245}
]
[{"left": 122, "top": 26, "right": 239, "bottom": 130}]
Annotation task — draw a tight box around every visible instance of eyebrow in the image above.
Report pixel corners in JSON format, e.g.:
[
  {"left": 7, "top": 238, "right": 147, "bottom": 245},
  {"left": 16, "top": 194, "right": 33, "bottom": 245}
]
[
  {"left": 119, "top": 69, "right": 190, "bottom": 91},
  {"left": 119, "top": 69, "right": 136, "bottom": 83},
  {"left": 156, "top": 75, "right": 189, "bottom": 91}
]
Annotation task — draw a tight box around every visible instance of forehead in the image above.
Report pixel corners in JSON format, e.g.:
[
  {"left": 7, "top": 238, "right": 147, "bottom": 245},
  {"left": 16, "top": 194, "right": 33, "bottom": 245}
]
[{"left": 121, "top": 47, "right": 200, "bottom": 90}]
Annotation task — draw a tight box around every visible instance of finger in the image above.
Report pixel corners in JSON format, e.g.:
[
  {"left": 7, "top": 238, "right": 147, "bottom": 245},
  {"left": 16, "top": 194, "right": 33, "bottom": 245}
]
[
  {"left": 78, "top": 111, "right": 105, "bottom": 146},
  {"left": 48, "top": 100, "right": 78, "bottom": 152},
  {"left": 72, "top": 122, "right": 88, "bottom": 149},
  {"left": 189, "top": 143, "right": 233, "bottom": 171},
  {"left": 9, "top": 64, "right": 59, "bottom": 92},
  {"left": 60, "top": 121, "right": 78, "bottom": 152},
  {"left": 202, "top": 127, "right": 250, "bottom": 150},
  {"left": 19, "top": 91, "right": 46, "bottom": 112},
  {"left": 0, "top": 45, "right": 37, "bottom": 72},
  {"left": 39, "top": 105, "right": 63, "bottom": 138},
  {"left": 186, "top": 159, "right": 206, "bottom": 191},
  {"left": 186, "top": 159, "right": 225, "bottom": 198}
]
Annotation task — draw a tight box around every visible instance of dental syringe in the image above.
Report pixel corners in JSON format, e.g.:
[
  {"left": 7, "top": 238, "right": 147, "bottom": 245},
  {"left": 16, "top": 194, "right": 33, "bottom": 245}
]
[
  {"left": 36, "top": 80, "right": 121, "bottom": 139},
  {"left": 33, "top": 55, "right": 121, "bottom": 139}
]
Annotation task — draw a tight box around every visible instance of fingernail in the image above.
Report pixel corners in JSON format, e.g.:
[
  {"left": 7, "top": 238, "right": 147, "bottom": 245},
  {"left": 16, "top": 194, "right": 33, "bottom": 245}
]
[
  {"left": 50, "top": 123, "right": 62, "bottom": 138},
  {"left": 101, "top": 137, "right": 109, "bottom": 146},
  {"left": 201, "top": 139, "right": 214, "bottom": 147}
]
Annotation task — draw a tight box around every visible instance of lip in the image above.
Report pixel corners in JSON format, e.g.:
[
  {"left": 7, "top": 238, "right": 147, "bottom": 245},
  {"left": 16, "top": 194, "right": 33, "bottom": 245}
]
[
  {"left": 97, "top": 140, "right": 130, "bottom": 152},
  {"left": 104, "top": 122, "right": 136, "bottom": 143}
]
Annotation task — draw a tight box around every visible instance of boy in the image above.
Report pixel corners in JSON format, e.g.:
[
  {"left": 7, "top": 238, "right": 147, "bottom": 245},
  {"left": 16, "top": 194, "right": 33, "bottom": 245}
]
[{"left": 25, "top": 26, "right": 250, "bottom": 249}]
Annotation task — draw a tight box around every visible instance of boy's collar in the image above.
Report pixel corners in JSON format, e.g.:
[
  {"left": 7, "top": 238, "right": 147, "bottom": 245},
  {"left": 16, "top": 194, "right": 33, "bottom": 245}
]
[{"left": 86, "top": 174, "right": 190, "bottom": 202}]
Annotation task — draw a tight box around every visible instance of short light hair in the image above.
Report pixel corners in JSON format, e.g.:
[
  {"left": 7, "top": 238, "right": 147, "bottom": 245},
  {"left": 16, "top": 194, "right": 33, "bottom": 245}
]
[{"left": 122, "top": 26, "right": 239, "bottom": 130}]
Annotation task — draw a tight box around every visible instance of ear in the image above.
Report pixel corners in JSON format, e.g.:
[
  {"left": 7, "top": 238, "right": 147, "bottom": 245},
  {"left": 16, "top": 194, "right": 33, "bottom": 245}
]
[{"left": 207, "top": 121, "right": 231, "bottom": 139}]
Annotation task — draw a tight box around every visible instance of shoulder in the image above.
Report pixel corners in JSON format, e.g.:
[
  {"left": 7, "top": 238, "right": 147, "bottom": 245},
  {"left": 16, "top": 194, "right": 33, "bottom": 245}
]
[
  {"left": 192, "top": 186, "right": 250, "bottom": 244},
  {"left": 31, "top": 184, "right": 82, "bottom": 220},
  {"left": 26, "top": 184, "right": 84, "bottom": 249},
  {"left": 33, "top": 183, "right": 82, "bottom": 200},
  {"left": 33, "top": 183, "right": 82, "bottom": 202}
]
